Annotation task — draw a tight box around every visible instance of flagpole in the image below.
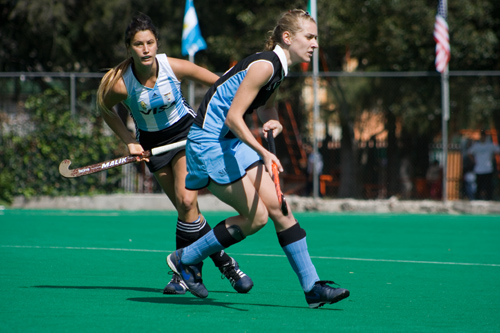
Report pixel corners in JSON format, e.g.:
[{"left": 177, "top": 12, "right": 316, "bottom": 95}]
[
  {"left": 434, "top": 0, "right": 450, "bottom": 202},
  {"left": 441, "top": 67, "right": 449, "bottom": 202},
  {"left": 310, "top": 0, "right": 320, "bottom": 198},
  {"left": 439, "top": 0, "right": 449, "bottom": 203}
]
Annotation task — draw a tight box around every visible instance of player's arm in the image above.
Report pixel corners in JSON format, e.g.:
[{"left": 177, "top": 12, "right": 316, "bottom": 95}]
[
  {"left": 225, "top": 61, "right": 283, "bottom": 175},
  {"left": 168, "top": 57, "right": 219, "bottom": 86},
  {"left": 100, "top": 80, "right": 145, "bottom": 157}
]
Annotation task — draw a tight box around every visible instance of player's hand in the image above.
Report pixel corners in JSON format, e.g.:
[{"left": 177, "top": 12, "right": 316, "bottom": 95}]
[
  {"left": 262, "top": 120, "right": 282, "bottom": 140},
  {"left": 262, "top": 150, "right": 283, "bottom": 180},
  {"left": 127, "top": 143, "right": 150, "bottom": 162}
]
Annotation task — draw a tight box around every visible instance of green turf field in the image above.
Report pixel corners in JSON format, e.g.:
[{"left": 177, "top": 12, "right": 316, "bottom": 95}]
[{"left": 1, "top": 209, "right": 499, "bottom": 332}]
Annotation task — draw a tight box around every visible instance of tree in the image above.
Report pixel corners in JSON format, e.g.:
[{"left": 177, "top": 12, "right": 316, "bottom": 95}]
[
  {"left": 315, "top": 0, "right": 500, "bottom": 198},
  {"left": 1, "top": 0, "right": 499, "bottom": 199}
]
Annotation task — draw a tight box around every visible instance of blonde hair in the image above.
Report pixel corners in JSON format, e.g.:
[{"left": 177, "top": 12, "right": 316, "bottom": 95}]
[
  {"left": 96, "top": 58, "right": 132, "bottom": 114},
  {"left": 96, "top": 13, "right": 159, "bottom": 114},
  {"left": 264, "top": 9, "right": 316, "bottom": 51}
]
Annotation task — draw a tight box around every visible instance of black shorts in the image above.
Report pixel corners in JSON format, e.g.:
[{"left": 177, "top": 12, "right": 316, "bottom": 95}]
[{"left": 138, "top": 115, "right": 193, "bottom": 173}]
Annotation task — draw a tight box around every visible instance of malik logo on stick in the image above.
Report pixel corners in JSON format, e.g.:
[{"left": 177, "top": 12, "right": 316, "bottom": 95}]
[{"left": 59, "top": 140, "right": 186, "bottom": 178}]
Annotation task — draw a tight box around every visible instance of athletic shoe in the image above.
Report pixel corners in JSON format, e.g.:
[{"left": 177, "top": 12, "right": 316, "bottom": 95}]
[
  {"left": 219, "top": 258, "right": 254, "bottom": 293},
  {"left": 167, "top": 249, "right": 208, "bottom": 298},
  {"left": 305, "top": 280, "right": 350, "bottom": 309},
  {"left": 162, "top": 273, "right": 187, "bottom": 295}
]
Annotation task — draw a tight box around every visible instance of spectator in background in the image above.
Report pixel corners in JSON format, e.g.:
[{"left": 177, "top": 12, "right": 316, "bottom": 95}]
[
  {"left": 305, "top": 142, "right": 323, "bottom": 197},
  {"left": 426, "top": 160, "right": 442, "bottom": 200},
  {"left": 462, "top": 139, "right": 476, "bottom": 200},
  {"left": 467, "top": 130, "right": 500, "bottom": 200}
]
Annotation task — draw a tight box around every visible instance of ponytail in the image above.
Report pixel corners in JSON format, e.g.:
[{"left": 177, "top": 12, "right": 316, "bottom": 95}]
[
  {"left": 264, "top": 9, "right": 316, "bottom": 51},
  {"left": 96, "top": 58, "right": 132, "bottom": 115}
]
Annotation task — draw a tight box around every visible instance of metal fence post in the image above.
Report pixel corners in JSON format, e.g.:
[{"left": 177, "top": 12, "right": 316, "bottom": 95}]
[{"left": 70, "top": 73, "right": 76, "bottom": 117}]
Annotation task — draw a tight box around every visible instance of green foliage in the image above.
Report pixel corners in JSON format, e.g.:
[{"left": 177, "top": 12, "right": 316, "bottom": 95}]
[
  {"left": 1, "top": 0, "right": 499, "bottom": 200},
  {"left": 0, "top": 89, "right": 124, "bottom": 204}
]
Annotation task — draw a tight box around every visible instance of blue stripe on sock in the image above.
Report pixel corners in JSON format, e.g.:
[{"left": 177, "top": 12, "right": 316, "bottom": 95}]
[
  {"left": 282, "top": 238, "right": 319, "bottom": 292},
  {"left": 180, "top": 230, "right": 225, "bottom": 265}
]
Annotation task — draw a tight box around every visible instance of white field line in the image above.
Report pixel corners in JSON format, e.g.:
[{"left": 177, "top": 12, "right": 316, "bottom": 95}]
[{"left": 2, "top": 244, "right": 499, "bottom": 267}]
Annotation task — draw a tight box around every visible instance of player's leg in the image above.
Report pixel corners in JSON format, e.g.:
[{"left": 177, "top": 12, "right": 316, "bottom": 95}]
[
  {"left": 153, "top": 159, "right": 193, "bottom": 295},
  {"left": 158, "top": 152, "right": 253, "bottom": 294},
  {"left": 167, "top": 173, "right": 267, "bottom": 297},
  {"left": 246, "top": 164, "right": 319, "bottom": 290},
  {"left": 246, "top": 163, "right": 350, "bottom": 308}
]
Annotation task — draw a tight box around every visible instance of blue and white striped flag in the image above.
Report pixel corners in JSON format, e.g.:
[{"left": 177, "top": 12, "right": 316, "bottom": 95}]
[{"left": 182, "top": 0, "right": 207, "bottom": 56}]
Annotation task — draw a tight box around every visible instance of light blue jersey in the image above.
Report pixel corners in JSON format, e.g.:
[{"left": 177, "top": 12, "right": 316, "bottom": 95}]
[
  {"left": 122, "top": 54, "right": 195, "bottom": 132},
  {"left": 185, "top": 46, "right": 288, "bottom": 190},
  {"left": 192, "top": 45, "right": 288, "bottom": 140}
]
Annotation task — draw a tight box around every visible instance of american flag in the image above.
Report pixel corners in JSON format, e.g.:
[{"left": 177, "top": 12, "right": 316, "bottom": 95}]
[{"left": 433, "top": 0, "right": 450, "bottom": 73}]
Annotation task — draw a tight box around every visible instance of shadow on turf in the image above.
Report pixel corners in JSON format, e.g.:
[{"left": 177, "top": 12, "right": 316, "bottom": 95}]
[
  {"left": 30, "top": 285, "right": 344, "bottom": 310},
  {"left": 31, "top": 285, "right": 244, "bottom": 295},
  {"left": 32, "top": 285, "right": 163, "bottom": 293},
  {"left": 127, "top": 296, "right": 345, "bottom": 311}
]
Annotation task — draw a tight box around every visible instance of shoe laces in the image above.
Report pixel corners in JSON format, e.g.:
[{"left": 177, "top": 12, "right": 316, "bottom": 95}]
[
  {"left": 220, "top": 261, "right": 240, "bottom": 282},
  {"left": 168, "top": 272, "right": 182, "bottom": 283}
]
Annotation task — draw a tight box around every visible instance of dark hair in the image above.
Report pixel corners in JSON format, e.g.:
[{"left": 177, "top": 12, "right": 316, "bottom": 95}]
[
  {"left": 97, "top": 13, "right": 159, "bottom": 114},
  {"left": 265, "top": 9, "right": 316, "bottom": 51},
  {"left": 124, "top": 12, "right": 159, "bottom": 47}
]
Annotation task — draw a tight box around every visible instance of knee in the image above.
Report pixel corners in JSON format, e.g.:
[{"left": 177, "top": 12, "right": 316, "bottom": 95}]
[
  {"left": 177, "top": 193, "right": 197, "bottom": 213},
  {"left": 251, "top": 206, "right": 269, "bottom": 231}
]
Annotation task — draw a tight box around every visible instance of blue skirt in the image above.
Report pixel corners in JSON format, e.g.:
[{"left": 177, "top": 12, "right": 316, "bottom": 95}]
[{"left": 185, "top": 125, "right": 261, "bottom": 190}]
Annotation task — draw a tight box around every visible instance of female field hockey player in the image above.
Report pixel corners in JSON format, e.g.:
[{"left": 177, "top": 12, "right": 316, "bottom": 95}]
[
  {"left": 96, "top": 13, "right": 253, "bottom": 295},
  {"left": 167, "top": 9, "right": 350, "bottom": 308}
]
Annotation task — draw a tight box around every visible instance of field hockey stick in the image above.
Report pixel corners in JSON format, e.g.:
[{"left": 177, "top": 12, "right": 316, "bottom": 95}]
[
  {"left": 266, "top": 130, "right": 289, "bottom": 216},
  {"left": 59, "top": 140, "right": 187, "bottom": 178}
]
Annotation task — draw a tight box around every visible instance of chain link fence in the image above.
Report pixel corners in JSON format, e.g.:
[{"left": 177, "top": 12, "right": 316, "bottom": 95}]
[{"left": 1, "top": 71, "right": 499, "bottom": 201}]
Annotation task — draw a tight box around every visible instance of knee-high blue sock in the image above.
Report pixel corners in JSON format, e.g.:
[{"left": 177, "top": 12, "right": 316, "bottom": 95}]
[
  {"left": 278, "top": 224, "right": 319, "bottom": 292},
  {"left": 176, "top": 216, "right": 232, "bottom": 267},
  {"left": 180, "top": 230, "right": 224, "bottom": 265},
  {"left": 180, "top": 220, "right": 245, "bottom": 265}
]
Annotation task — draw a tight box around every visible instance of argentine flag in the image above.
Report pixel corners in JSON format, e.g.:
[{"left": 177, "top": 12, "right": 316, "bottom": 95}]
[{"left": 182, "top": 0, "right": 207, "bottom": 56}]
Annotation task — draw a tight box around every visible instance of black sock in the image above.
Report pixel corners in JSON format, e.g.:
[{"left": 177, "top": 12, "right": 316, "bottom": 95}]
[
  {"left": 277, "top": 222, "right": 306, "bottom": 247},
  {"left": 175, "top": 217, "right": 231, "bottom": 268},
  {"left": 175, "top": 216, "right": 205, "bottom": 248}
]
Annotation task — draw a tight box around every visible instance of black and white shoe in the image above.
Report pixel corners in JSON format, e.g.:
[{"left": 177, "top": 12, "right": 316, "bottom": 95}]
[
  {"left": 305, "top": 280, "right": 349, "bottom": 309},
  {"left": 219, "top": 258, "right": 254, "bottom": 293}
]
